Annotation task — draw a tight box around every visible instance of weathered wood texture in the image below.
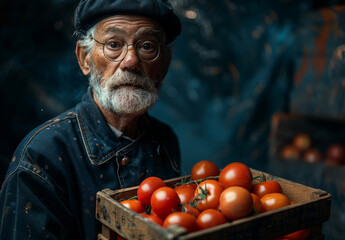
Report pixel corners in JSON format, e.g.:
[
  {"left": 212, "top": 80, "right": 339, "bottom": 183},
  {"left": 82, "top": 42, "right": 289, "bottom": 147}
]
[{"left": 96, "top": 170, "right": 331, "bottom": 240}]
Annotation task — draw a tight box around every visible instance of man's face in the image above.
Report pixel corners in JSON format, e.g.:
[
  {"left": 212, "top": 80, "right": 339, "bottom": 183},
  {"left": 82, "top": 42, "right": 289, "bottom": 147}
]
[{"left": 88, "top": 15, "right": 170, "bottom": 116}]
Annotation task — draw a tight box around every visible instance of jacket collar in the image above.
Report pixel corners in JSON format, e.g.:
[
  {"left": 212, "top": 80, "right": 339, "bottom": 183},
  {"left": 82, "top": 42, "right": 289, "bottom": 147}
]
[{"left": 76, "top": 87, "right": 140, "bottom": 165}]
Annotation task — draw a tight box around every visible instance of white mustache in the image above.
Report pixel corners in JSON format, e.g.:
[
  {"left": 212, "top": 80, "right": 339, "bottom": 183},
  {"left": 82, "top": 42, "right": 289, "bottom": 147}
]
[{"left": 106, "top": 71, "right": 157, "bottom": 93}]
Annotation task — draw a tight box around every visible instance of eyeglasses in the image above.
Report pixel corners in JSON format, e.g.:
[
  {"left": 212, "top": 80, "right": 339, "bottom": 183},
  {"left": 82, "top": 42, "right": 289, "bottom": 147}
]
[{"left": 91, "top": 37, "right": 161, "bottom": 62}]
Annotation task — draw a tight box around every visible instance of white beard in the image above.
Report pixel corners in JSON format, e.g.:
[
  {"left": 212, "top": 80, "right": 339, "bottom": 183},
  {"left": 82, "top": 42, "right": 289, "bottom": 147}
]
[{"left": 89, "top": 66, "right": 160, "bottom": 116}]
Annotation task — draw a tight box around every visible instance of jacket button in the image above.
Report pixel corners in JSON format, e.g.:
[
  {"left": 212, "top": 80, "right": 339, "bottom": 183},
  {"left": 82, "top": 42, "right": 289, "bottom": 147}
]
[{"left": 121, "top": 156, "right": 130, "bottom": 166}]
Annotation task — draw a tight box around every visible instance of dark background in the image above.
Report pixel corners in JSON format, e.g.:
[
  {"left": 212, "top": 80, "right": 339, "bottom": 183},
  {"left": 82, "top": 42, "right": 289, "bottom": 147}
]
[{"left": 1, "top": 0, "right": 345, "bottom": 239}]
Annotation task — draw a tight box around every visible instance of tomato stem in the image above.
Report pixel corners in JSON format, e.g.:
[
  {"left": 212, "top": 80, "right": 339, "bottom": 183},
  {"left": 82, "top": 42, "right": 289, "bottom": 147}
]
[
  {"left": 189, "top": 182, "right": 209, "bottom": 208},
  {"left": 145, "top": 206, "right": 151, "bottom": 215},
  {"left": 180, "top": 176, "right": 219, "bottom": 186},
  {"left": 127, "top": 195, "right": 138, "bottom": 200},
  {"left": 179, "top": 202, "right": 187, "bottom": 212},
  {"left": 252, "top": 173, "right": 266, "bottom": 182}
]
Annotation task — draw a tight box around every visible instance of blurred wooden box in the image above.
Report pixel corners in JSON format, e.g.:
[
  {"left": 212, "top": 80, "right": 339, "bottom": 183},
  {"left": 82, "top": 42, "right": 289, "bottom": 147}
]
[
  {"left": 268, "top": 112, "right": 345, "bottom": 239},
  {"left": 95, "top": 168, "right": 331, "bottom": 240},
  {"left": 269, "top": 112, "right": 345, "bottom": 185},
  {"left": 269, "top": 112, "right": 345, "bottom": 163}
]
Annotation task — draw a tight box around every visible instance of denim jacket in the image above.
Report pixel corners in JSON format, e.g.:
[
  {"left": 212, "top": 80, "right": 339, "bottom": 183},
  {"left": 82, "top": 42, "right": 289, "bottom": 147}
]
[{"left": 0, "top": 88, "right": 181, "bottom": 240}]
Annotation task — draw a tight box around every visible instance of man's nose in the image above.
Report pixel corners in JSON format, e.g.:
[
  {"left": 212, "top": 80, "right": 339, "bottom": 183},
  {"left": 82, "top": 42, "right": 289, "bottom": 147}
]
[{"left": 119, "top": 45, "right": 140, "bottom": 71}]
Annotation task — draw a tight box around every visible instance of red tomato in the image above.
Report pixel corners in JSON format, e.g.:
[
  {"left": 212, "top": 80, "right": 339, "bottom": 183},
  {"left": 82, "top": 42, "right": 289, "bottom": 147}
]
[
  {"left": 293, "top": 134, "right": 311, "bottom": 152},
  {"left": 281, "top": 145, "right": 300, "bottom": 160},
  {"left": 140, "top": 213, "right": 164, "bottom": 226},
  {"left": 193, "top": 179, "right": 223, "bottom": 212},
  {"left": 191, "top": 160, "right": 219, "bottom": 180},
  {"left": 260, "top": 193, "right": 291, "bottom": 212},
  {"left": 219, "top": 186, "right": 253, "bottom": 221},
  {"left": 163, "top": 212, "right": 198, "bottom": 233},
  {"left": 196, "top": 209, "right": 227, "bottom": 230},
  {"left": 182, "top": 203, "right": 200, "bottom": 218},
  {"left": 326, "top": 143, "right": 345, "bottom": 165},
  {"left": 117, "top": 234, "right": 126, "bottom": 240},
  {"left": 188, "top": 182, "right": 198, "bottom": 190},
  {"left": 303, "top": 148, "right": 322, "bottom": 163},
  {"left": 283, "top": 228, "right": 311, "bottom": 240},
  {"left": 151, "top": 187, "right": 180, "bottom": 219},
  {"left": 251, "top": 180, "right": 282, "bottom": 198},
  {"left": 219, "top": 162, "right": 252, "bottom": 191},
  {"left": 251, "top": 193, "right": 264, "bottom": 214},
  {"left": 174, "top": 184, "right": 195, "bottom": 204},
  {"left": 120, "top": 199, "right": 145, "bottom": 213},
  {"left": 137, "top": 177, "right": 165, "bottom": 206}
]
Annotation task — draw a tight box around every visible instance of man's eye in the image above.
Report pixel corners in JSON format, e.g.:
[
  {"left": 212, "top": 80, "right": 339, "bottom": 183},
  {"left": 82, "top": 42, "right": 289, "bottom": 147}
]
[
  {"left": 106, "top": 40, "right": 123, "bottom": 49},
  {"left": 139, "top": 41, "right": 157, "bottom": 51}
]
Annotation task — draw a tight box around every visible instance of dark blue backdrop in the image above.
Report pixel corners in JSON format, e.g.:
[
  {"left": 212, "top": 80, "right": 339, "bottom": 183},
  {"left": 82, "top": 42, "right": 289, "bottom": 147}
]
[{"left": 1, "top": 0, "right": 345, "bottom": 239}]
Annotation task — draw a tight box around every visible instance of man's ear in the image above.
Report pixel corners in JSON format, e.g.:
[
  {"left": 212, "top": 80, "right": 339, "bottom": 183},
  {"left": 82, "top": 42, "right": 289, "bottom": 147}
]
[{"left": 76, "top": 41, "right": 91, "bottom": 76}]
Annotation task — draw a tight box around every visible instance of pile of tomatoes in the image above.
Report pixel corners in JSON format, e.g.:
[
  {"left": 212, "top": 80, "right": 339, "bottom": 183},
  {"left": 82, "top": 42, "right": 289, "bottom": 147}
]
[
  {"left": 119, "top": 161, "right": 310, "bottom": 240},
  {"left": 281, "top": 133, "right": 345, "bottom": 166}
]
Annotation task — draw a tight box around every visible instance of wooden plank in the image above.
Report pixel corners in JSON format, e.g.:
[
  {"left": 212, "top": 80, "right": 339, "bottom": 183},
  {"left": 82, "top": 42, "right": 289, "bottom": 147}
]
[
  {"left": 101, "top": 224, "right": 111, "bottom": 239},
  {"left": 98, "top": 233, "right": 109, "bottom": 240},
  {"left": 101, "top": 224, "right": 116, "bottom": 240}
]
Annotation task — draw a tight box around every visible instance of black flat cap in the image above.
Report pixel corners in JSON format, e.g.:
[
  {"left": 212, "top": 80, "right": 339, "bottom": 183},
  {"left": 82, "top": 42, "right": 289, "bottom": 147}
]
[{"left": 74, "top": 0, "right": 181, "bottom": 44}]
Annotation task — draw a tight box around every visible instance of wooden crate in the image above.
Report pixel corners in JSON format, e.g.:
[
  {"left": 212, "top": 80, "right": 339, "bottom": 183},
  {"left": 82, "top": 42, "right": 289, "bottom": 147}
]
[
  {"left": 268, "top": 112, "right": 345, "bottom": 240},
  {"left": 268, "top": 112, "right": 345, "bottom": 191},
  {"left": 95, "top": 169, "right": 331, "bottom": 240},
  {"left": 270, "top": 112, "right": 345, "bottom": 162}
]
